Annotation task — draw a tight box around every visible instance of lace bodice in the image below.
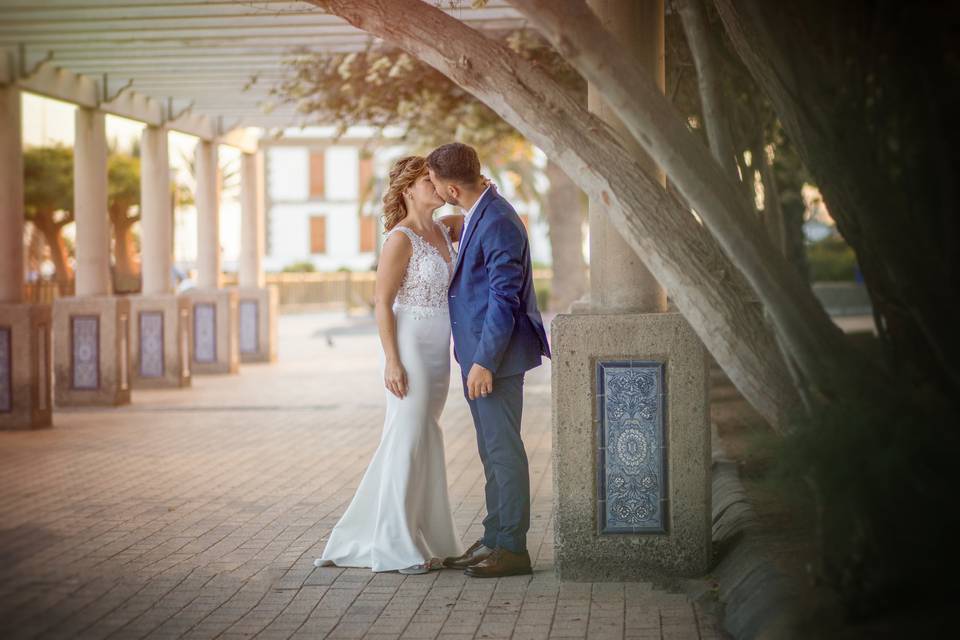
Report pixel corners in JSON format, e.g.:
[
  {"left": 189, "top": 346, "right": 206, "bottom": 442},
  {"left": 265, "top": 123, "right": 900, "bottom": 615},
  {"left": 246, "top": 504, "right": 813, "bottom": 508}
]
[{"left": 389, "top": 222, "right": 457, "bottom": 319}]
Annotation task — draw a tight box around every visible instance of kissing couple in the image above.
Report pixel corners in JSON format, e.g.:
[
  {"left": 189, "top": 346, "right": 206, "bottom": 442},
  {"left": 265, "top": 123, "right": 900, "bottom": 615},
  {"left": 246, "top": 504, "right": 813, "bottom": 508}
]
[{"left": 315, "top": 142, "right": 550, "bottom": 577}]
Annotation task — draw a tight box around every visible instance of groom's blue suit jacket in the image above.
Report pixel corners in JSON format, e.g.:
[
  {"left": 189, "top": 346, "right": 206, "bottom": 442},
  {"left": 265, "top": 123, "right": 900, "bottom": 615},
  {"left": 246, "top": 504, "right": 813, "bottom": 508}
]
[{"left": 448, "top": 186, "right": 551, "bottom": 378}]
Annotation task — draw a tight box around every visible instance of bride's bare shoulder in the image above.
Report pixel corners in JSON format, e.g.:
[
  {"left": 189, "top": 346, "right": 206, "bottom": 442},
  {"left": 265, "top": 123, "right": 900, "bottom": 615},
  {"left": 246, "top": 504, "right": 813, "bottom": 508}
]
[{"left": 381, "top": 228, "right": 413, "bottom": 258}]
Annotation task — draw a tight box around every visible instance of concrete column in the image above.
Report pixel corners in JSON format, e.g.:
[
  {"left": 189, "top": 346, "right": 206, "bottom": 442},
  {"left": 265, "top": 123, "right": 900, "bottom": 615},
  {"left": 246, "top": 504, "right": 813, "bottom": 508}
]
[
  {"left": 53, "top": 107, "right": 130, "bottom": 407},
  {"left": 586, "top": 0, "right": 668, "bottom": 313},
  {"left": 0, "top": 82, "right": 52, "bottom": 430},
  {"left": 194, "top": 139, "right": 221, "bottom": 290},
  {"left": 552, "top": 0, "right": 710, "bottom": 581},
  {"left": 129, "top": 125, "right": 190, "bottom": 390},
  {"left": 140, "top": 125, "right": 172, "bottom": 296},
  {"left": 73, "top": 107, "right": 111, "bottom": 297},
  {"left": 239, "top": 151, "right": 265, "bottom": 289},
  {"left": 187, "top": 140, "right": 238, "bottom": 374},
  {"left": 0, "top": 84, "right": 23, "bottom": 304},
  {"left": 237, "top": 149, "right": 277, "bottom": 364}
]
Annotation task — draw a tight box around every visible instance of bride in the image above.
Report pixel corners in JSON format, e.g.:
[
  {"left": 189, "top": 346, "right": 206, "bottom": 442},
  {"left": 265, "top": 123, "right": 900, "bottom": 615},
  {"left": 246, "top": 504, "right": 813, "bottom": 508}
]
[{"left": 314, "top": 156, "right": 467, "bottom": 574}]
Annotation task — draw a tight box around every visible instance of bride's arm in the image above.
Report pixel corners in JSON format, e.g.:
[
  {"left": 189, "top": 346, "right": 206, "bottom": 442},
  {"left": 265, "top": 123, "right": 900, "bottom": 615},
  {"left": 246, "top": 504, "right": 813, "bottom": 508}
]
[
  {"left": 374, "top": 232, "right": 412, "bottom": 398},
  {"left": 437, "top": 214, "right": 465, "bottom": 242}
]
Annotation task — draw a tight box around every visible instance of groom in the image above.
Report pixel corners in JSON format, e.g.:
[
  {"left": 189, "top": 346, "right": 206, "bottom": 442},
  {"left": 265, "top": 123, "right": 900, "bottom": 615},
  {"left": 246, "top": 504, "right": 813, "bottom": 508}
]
[{"left": 427, "top": 143, "right": 551, "bottom": 578}]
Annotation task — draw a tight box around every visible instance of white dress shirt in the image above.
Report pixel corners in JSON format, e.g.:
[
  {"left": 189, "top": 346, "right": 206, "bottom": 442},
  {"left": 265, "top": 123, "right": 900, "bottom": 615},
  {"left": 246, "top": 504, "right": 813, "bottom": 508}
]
[{"left": 460, "top": 185, "right": 491, "bottom": 242}]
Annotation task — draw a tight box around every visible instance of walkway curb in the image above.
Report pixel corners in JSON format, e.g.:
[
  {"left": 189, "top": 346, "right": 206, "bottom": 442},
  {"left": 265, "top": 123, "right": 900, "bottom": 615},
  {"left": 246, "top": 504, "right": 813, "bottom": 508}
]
[{"left": 711, "top": 425, "right": 803, "bottom": 639}]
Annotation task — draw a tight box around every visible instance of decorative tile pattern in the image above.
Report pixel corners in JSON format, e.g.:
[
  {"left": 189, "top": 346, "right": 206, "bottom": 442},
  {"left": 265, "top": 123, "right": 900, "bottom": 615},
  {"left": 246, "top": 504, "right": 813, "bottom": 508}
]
[
  {"left": 119, "top": 313, "right": 129, "bottom": 391},
  {"left": 139, "top": 312, "right": 164, "bottom": 378},
  {"left": 239, "top": 300, "right": 259, "bottom": 354},
  {"left": 0, "top": 327, "right": 11, "bottom": 413},
  {"left": 193, "top": 303, "right": 216, "bottom": 364},
  {"left": 179, "top": 309, "right": 190, "bottom": 377},
  {"left": 37, "top": 325, "right": 48, "bottom": 411},
  {"left": 71, "top": 315, "right": 100, "bottom": 390},
  {"left": 596, "top": 360, "right": 667, "bottom": 534}
]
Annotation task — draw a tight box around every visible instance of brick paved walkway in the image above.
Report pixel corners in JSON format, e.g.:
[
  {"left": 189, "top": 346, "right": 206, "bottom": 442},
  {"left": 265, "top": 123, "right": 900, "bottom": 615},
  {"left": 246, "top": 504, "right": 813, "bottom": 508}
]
[{"left": 0, "top": 312, "right": 724, "bottom": 640}]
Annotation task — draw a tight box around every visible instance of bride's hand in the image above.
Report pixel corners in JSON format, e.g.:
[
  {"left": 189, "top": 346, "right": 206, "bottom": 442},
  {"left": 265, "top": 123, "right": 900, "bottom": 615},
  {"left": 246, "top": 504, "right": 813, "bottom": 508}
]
[
  {"left": 480, "top": 174, "right": 492, "bottom": 188},
  {"left": 385, "top": 359, "right": 408, "bottom": 398}
]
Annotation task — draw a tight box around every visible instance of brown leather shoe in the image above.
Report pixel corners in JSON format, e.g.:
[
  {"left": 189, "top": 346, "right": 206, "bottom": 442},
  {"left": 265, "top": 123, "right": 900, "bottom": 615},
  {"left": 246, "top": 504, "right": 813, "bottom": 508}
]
[
  {"left": 443, "top": 540, "right": 494, "bottom": 569},
  {"left": 463, "top": 548, "right": 532, "bottom": 578}
]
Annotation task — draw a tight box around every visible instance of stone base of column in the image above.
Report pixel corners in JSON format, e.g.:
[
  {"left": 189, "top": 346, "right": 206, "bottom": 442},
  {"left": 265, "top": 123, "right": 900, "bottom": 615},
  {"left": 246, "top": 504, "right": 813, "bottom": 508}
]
[
  {"left": 236, "top": 286, "right": 278, "bottom": 363},
  {"left": 128, "top": 294, "right": 192, "bottom": 389},
  {"left": 52, "top": 296, "right": 132, "bottom": 407},
  {"left": 0, "top": 303, "right": 53, "bottom": 430},
  {"left": 184, "top": 288, "right": 239, "bottom": 375},
  {"left": 551, "top": 311, "right": 710, "bottom": 580}
]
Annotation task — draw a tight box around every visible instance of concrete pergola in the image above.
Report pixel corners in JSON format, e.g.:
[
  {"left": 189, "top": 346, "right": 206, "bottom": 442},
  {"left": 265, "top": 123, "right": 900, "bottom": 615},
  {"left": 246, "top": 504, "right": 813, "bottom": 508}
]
[
  {"left": 0, "top": 0, "right": 527, "bottom": 429},
  {"left": 0, "top": 0, "right": 710, "bottom": 585}
]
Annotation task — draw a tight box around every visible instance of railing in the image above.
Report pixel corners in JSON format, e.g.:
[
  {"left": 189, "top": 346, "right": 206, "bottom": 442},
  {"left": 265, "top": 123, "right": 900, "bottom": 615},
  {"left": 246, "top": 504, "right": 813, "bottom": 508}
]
[
  {"left": 225, "top": 272, "right": 379, "bottom": 310},
  {"left": 22, "top": 281, "right": 68, "bottom": 304},
  {"left": 23, "top": 269, "right": 555, "bottom": 310}
]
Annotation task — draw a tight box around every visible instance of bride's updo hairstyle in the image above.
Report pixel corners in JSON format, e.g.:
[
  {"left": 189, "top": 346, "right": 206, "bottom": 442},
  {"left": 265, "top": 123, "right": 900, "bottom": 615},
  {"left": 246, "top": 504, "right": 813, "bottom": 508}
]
[{"left": 382, "top": 155, "right": 428, "bottom": 232}]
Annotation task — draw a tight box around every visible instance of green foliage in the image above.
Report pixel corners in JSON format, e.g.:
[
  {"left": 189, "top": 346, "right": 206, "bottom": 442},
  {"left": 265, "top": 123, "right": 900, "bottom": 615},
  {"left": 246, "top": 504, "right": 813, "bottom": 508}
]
[
  {"left": 271, "top": 33, "right": 584, "bottom": 210},
  {"left": 770, "top": 382, "right": 956, "bottom": 616},
  {"left": 108, "top": 153, "right": 141, "bottom": 221},
  {"left": 108, "top": 154, "right": 140, "bottom": 205},
  {"left": 535, "top": 286, "right": 550, "bottom": 312},
  {"left": 23, "top": 146, "right": 73, "bottom": 224},
  {"left": 283, "top": 260, "right": 316, "bottom": 273},
  {"left": 806, "top": 237, "right": 858, "bottom": 282}
]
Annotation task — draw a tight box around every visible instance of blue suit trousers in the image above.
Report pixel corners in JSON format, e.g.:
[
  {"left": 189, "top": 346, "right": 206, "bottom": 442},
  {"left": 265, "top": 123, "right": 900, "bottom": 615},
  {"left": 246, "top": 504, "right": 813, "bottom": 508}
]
[{"left": 462, "top": 371, "right": 530, "bottom": 554}]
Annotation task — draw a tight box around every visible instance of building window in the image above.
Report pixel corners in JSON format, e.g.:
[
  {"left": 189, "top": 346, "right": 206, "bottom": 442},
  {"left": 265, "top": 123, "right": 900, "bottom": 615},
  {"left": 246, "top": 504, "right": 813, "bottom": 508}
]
[
  {"left": 360, "top": 215, "right": 378, "bottom": 253},
  {"left": 310, "top": 215, "right": 327, "bottom": 254},
  {"left": 309, "top": 150, "right": 325, "bottom": 198},
  {"left": 358, "top": 153, "right": 374, "bottom": 200}
]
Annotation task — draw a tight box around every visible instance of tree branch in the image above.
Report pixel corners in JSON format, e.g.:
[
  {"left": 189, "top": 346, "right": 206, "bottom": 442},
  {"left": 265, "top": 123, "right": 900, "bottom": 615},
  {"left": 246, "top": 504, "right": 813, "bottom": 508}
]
[
  {"left": 310, "top": 0, "right": 797, "bottom": 429},
  {"left": 674, "top": 0, "right": 738, "bottom": 179},
  {"left": 507, "top": 0, "right": 856, "bottom": 397}
]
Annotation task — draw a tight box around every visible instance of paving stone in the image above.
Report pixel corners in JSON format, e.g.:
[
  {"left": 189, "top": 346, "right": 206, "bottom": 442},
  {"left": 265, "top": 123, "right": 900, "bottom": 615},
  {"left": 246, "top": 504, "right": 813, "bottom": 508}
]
[{"left": 0, "top": 313, "right": 722, "bottom": 640}]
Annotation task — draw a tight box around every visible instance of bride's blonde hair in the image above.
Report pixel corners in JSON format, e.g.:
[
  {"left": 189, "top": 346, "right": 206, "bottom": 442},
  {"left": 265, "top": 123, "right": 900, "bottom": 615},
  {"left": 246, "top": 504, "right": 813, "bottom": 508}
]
[{"left": 382, "top": 155, "right": 428, "bottom": 232}]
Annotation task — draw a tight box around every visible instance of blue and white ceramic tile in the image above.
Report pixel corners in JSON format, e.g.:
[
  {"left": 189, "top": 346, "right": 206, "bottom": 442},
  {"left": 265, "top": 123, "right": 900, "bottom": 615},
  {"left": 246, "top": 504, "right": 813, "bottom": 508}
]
[
  {"left": 140, "top": 312, "right": 164, "bottom": 378},
  {"left": 596, "top": 360, "right": 667, "bottom": 534},
  {"left": 72, "top": 316, "right": 99, "bottom": 390},
  {"left": 0, "top": 327, "right": 11, "bottom": 412},
  {"left": 239, "top": 300, "right": 259, "bottom": 354},
  {"left": 194, "top": 303, "right": 216, "bottom": 363}
]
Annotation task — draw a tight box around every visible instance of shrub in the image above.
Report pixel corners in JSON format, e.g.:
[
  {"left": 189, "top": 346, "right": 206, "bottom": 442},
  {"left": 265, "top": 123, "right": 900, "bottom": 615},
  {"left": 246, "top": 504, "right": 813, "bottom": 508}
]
[
  {"left": 806, "top": 237, "right": 858, "bottom": 281},
  {"left": 283, "top": 260, "right": 316, "bottom": 273}
]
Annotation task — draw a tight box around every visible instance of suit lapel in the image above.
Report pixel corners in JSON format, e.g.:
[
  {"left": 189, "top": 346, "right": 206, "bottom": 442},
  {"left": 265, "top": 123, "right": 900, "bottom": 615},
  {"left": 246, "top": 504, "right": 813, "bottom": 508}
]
[{"left": 452, "top": 186, "right": 497, "bottom": 281}]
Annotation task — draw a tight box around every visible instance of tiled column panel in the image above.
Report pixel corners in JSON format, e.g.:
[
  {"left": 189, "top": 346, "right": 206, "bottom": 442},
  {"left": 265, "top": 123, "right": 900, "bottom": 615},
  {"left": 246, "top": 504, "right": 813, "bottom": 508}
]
[
  {"left": 552, "top": 311, "right": 710, "bottom": 580},
  {"left": 597, "top": 361, "right": 667, "bottom": 535},
  {"left": 52, "top": 296, "right": 131, "bottom": 407},
  {"left": 237, "top": 287, "right": 278, "bottom": 364},
  {"left": 129, "top": 294, "right": 192, "bottom": 389},
  {"left": 0, "top": 304, "right": 53, "bottom": 430},
  {"left": 185, "top": 289, "right": 239, "bottom": 375}
]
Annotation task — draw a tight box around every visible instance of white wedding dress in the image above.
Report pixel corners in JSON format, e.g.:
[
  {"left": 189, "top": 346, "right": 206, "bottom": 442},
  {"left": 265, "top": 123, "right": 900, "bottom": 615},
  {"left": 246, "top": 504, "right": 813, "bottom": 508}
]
[{"left": 315, "top": 222, "right": 465, "bottom": 572}]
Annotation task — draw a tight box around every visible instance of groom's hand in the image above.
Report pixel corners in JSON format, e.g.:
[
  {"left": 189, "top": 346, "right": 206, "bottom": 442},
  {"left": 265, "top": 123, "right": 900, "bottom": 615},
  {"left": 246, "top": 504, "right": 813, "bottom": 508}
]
[{"left": 467, "top": 363, "right": 494, "bottom": 400}]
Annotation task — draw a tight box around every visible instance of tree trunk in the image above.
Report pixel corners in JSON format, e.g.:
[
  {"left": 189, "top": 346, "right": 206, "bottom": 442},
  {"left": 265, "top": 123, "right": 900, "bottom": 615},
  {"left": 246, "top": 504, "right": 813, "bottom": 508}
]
[
  {"left": 112, "top": 217, "right": 139, "bottom": 293},
  {"left": 310, "top": 0, "right": 798, "bottom": 430},
  {"left": 675, "top": 0, "right": 739, "bottom": 182},
  {"left": 711, "top": 0, "right": 959, "bottom": 396},
  {"left": 109, "top": 200, "right": 140, "bottom": 293},
  {"left": 543, "top": 160, "right": 588, "bottom": 312},
  {"left": 758, "top": 146, "right": 786, "bottom": 256},
  {"left": 507, "top": 0, "right": 858, "bottom": 399},
  {"left": 34, "top": 213, "right": 73, "bottom": 295}
]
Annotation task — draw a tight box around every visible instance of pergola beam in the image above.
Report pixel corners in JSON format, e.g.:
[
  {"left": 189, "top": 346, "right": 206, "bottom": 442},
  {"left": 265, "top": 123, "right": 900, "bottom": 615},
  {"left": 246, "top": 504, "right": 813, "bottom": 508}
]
[{"left": 1, "top": 0, "right": 525, "bottom": 135}]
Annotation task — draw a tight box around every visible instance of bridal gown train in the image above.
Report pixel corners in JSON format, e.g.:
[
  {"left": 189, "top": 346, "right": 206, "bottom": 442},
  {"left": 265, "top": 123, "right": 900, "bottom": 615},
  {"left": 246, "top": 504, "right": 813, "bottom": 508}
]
[{"left": 315, "top": 222, "right": 465, "bottom": 572}]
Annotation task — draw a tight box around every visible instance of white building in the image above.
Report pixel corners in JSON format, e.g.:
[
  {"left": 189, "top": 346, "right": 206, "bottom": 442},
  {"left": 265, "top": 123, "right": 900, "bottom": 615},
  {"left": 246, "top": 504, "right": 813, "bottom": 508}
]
[{"left": 261, "top": 128, "right": 552, "bottom": 273}]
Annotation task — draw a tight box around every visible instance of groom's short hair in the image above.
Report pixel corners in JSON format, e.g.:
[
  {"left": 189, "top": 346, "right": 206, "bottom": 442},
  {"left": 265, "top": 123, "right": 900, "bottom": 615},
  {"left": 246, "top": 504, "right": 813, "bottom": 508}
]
[{"left": 426, "top": 143, "right": 481, "bottom": 184}]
